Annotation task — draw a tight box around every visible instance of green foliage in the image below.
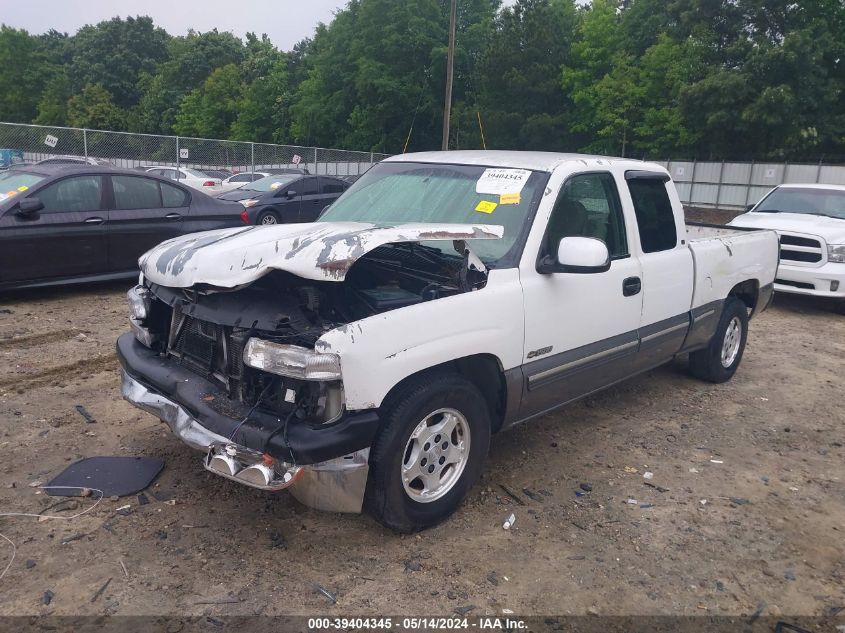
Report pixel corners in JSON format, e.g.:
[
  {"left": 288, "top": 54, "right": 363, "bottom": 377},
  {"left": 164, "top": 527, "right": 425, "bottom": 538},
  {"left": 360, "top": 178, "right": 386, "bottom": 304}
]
[{"left": 2, "top": 0, "right": 845, "bottom": 160}]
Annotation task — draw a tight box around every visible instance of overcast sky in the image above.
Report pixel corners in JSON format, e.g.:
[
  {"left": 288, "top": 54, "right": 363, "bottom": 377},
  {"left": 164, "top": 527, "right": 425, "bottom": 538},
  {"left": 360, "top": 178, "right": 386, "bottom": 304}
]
[{"left": 3, "top": 0, "right": 518, "bottom": 51}]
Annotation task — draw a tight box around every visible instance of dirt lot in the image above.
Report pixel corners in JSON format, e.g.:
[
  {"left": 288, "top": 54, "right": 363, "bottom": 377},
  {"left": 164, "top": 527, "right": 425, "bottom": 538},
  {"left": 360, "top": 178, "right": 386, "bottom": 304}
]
[{"left": 0, "top": 278, "right": 843, "bottom": 619}]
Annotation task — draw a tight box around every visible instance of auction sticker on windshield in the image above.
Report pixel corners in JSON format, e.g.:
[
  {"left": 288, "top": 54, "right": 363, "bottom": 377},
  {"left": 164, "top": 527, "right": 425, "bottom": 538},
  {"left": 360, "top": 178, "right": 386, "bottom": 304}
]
[{"left": 476, "top": 168, "right": 531, "bottom": 195}]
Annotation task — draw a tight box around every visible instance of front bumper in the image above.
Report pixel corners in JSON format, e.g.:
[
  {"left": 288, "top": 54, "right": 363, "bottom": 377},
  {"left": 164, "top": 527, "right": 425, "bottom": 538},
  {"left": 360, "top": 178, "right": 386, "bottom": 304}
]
[
  {"left": 775, "top": 261, "right": 845, "bottom": 298},
  {"left": 117, "top": 332, "right": 381, "bottom": 513}
]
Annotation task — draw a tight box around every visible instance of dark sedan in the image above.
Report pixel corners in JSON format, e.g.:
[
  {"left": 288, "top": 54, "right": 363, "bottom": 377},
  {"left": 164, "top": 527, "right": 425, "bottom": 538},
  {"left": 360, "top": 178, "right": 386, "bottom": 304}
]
[
  {"left": 216, "top": 173, "right": 349, "bottom": 225},
  {"left": 0, "top": 165, "right": 244, "bottom": 290}
]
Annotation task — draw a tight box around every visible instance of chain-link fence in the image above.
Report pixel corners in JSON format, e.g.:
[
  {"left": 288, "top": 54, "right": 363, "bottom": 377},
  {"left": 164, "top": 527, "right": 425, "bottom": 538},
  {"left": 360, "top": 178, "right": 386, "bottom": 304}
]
[{"left": 0, "top": 122, "right": 390, "bottom": 176}]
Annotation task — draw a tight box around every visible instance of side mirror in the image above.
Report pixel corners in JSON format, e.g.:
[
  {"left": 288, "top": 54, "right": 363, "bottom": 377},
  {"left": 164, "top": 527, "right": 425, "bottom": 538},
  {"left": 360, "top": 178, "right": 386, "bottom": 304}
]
[
  {"left": 537, "top": 236, "right": 611, "bottom": 274},
  {"left": 744, "top": 204, "right": 755, "bottom": 212},
  {"left": 285, "top": 190, "right": 297, "bottom": 199},
  {"left": 17, "top": 197, "right": 44, "bottom": 216}
]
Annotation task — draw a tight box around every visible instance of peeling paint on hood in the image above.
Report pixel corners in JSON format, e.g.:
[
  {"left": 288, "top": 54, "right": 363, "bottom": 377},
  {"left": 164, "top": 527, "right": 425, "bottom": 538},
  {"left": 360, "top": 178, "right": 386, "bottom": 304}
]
[{"left": 139, "top": 222, "right": 504, "bottom": 288}]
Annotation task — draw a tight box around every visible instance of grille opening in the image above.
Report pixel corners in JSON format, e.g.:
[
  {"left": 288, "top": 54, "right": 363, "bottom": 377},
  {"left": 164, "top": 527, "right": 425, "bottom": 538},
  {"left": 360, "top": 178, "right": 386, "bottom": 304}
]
[
  {"left": 775, "top": 278, "right": 815, "bottom": 290},
  {"left": 779, "top": 235, "right": 821, "bottom": 248},
  {"left": 780, "top": 249, "right": 822, "bottom": 263}
]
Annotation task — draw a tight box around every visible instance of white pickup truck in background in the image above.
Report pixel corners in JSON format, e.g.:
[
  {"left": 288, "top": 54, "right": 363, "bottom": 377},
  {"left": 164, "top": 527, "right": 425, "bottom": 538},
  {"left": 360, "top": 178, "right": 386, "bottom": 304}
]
[
  {"left": 118, "top": 151, "right": 779, "bottom": 532},
  {"left": 729, "top": 183, "right": 845, "bottom": 311}
]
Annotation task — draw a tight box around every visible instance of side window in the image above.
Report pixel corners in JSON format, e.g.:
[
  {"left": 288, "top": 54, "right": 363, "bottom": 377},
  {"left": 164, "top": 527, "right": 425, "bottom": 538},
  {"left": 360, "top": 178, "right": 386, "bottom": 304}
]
[
  {"left": 250, "top": 174, "right": 264, "bottom": 181},
  {"left": 544, "top": 173, "right": 628, "bottom": 258},
  {"left": 230, "top": 174, "right": 251, "bottom": 183},
  {"left": 320, "top": 178, "right": 346, "bottom": 194},
  {"left": 161, "top": 182, "right": 189, "bottom": 208},
  {"left": 38, "top": 176, "right": 103, "bottom": 213},
  {"left": 299, "top": 177, "right": 319, "bottom": 196},
  {"left": 626, "top": 177, "right": 677, "bottom": 253},
  {"left": 175, "top": 171, "right": 186, "bottom": 180},
  {"left": 112, "top": 176, "right": 161, "bottom": 210}
]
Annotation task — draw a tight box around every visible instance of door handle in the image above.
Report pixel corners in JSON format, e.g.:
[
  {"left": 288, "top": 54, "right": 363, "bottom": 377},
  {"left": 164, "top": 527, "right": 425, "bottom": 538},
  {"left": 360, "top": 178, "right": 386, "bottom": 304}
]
[
  {"left": 84, "top": 217, "right": 105, "bottom": 225},
  {"left": 623, "top": 276, "right": 642, "bottom": 297},
  {"left": 165, "top": 213, "right": 182, "bottom": 220}
]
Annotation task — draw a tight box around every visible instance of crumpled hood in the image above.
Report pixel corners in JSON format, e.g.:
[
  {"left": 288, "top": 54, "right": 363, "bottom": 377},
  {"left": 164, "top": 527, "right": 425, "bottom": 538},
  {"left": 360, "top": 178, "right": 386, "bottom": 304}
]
[
  {"left": 139, "top": 221, "right": 504, "bottom": 288},
  {"left": 730, "top": 212, "right": 845, "bottom": 244}
]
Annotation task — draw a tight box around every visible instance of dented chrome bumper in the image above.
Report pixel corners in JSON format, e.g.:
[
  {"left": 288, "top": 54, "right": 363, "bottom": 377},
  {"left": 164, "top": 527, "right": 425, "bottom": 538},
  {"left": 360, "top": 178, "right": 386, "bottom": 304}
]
[{"left": 121, "top": 370, "right": 370, "bottom": 513}]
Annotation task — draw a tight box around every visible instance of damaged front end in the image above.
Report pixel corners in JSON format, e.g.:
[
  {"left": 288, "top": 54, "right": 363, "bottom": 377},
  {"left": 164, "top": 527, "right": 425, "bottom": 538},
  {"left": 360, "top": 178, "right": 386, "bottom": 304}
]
[{"left": 119, "top": 221, "right": 502, "bottom": 512}]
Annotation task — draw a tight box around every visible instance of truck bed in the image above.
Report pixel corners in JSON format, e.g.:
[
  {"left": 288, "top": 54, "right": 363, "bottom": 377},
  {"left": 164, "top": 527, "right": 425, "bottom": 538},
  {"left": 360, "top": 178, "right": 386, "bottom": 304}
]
[{"left": 685, "top": 222, "right": 779, "bottom": 310}]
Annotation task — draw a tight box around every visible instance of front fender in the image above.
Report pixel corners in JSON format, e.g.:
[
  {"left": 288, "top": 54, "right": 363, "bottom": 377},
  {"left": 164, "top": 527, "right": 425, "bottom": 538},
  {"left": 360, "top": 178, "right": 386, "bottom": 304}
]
[{"left": 318, "top": 268, "right": 524, "bottom": 410}]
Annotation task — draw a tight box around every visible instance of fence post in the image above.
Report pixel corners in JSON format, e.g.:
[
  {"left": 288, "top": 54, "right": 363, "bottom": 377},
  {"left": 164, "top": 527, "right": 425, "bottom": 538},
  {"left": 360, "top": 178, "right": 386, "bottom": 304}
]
[
  {"left": 815, "top": 157, "right": 823, "bottom": 183},
  {"left": 744, "top": 161, "right": 755, "bottom": 207},
  {"left": 714, "top": 161, "right": 725, "bottom": 210},
  {"left": 782, "top": 161, "right": 789, "bottom": 185},
  {"left": 251, "top": 142, "right": 255, "bottom": 174},
  {"left": 314, "top": 147, "right": 319, "bottom": 175},
  {"left": 689, "top": 159, "right": 698, "bottom": 206},
  {"left": 83, "top": 129, "right": 88, "bottom": 158},
  {"left": 176, "top": 136, "right": 180, "bottom": 172}
]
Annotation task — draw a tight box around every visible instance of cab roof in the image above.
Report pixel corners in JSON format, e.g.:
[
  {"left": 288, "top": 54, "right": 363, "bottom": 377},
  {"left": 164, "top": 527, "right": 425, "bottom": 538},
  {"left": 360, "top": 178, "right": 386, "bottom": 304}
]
[{"left": 385, "top": 150, "right": 657, "bottom": 173}]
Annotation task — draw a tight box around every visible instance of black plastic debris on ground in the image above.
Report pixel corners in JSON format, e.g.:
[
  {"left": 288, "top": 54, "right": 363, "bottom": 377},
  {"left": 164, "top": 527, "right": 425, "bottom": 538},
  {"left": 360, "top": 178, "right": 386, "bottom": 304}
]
[
  {"left": 74, "top": 405, "right": 96, "bottom": 424},
  {"left": 44, "top": 456, "right": 164, "bottom": 498}
]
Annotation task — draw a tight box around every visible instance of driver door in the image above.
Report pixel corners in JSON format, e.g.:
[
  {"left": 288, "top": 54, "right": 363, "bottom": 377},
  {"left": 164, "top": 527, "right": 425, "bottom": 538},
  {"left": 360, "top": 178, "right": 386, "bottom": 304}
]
[
  {"left": 0, "top": 175, "right": 108, "bottom": 284},
  {"left": 519, "top": 171, "right": 643, "bottom": 417}
]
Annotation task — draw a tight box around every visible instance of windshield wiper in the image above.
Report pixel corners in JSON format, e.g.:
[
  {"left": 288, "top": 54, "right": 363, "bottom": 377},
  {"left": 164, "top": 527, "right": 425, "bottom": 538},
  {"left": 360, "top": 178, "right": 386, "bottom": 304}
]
[
  {"left": 801, "top": 211, "right": 844, "bottom": 220},
  {"left": 756, "top": 208, "right": 780, "bottom": 213}
]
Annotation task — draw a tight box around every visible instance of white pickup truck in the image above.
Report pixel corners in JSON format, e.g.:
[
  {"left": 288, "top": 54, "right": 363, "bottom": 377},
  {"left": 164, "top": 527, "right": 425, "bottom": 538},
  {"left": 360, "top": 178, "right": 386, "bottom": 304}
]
[
  {"left": 118, "top": 151, "right": 779, "bottom": 532},
  {"left": 729, "top": 183, "right": 845, "bottom": 310}
]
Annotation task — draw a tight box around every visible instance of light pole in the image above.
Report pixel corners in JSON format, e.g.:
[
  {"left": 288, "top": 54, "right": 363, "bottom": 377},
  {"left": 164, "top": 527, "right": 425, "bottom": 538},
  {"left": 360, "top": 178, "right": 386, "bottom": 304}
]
[{"left": 441, "top": 0, "right": 457, "bottom": 151}]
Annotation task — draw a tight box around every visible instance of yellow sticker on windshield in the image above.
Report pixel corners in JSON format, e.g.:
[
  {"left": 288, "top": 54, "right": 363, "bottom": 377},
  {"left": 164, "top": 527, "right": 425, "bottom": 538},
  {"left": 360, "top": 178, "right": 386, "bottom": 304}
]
[
  {"left": 475, "top": 200, "right": 497, "bottom": 214},
  {"left": 270, "top": 182, "right": 282, "bottom": 189},
  {"left": 17, "top": 186, "right": 28, "bottom": 192},
  {"left": 499, "top": 192, "right": 521, "bottom": 205}
]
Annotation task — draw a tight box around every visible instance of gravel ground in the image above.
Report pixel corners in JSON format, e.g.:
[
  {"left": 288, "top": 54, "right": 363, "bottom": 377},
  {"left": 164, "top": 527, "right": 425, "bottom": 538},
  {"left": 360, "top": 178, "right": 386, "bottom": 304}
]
[{"left": 0, "top": 259, "right": 843, "bottom": 618}]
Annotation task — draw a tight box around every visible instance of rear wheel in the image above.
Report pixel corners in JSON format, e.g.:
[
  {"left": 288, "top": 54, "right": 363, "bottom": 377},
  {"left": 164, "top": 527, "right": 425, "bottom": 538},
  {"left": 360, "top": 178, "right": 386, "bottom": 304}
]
[
  {"left": 689, "top": 297, "right": 749, "bottom": 383},
  {"left": 257, "top": 210, "right": 280, "bottom": 225},
  {"left": 364, "top": 373, "right": 491, "bottom": 532}
]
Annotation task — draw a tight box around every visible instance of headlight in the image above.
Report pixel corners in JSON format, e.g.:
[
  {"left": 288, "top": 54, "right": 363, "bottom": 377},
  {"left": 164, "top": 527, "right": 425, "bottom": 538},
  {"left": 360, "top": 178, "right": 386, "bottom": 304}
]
[
  {"left": 240, "top": 198, "right": 260, "bottom": 208},
  {"left": 127, "top": 286, "right": 151, "bottom": 320},
  {"left": 828, "top": 244, "right": 845, "bottom": 263},
  {"left": 243, "top": 339, "right": 342, "bottom": 381}
]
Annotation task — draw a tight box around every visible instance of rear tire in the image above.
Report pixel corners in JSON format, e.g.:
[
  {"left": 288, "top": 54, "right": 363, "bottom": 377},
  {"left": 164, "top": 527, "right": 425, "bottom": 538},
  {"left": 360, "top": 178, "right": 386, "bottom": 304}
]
[
  {"left": 689, "top": 297, "right": 749, "bottom": 383},
  {"left": 364, "top": 373, "right": 491, "bottom": 533},
  {"left": 257, "top": 210, "right": 280, "bottom": 225}
]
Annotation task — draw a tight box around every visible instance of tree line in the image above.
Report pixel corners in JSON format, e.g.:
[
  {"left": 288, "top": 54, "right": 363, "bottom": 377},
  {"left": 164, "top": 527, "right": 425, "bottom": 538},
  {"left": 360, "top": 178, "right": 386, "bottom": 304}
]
[{"left": 1, "top": 0, "right": 843, "bottom": 160}]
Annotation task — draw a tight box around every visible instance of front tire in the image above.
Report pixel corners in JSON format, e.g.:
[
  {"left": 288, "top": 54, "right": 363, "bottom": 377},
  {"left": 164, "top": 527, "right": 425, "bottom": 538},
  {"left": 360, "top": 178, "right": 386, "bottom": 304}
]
[
  {"left": 689, "top": 297, "right": 749, "bottom": 383},
  {"left": 364, "top": 373, "right": 491, "bottom": 533}
]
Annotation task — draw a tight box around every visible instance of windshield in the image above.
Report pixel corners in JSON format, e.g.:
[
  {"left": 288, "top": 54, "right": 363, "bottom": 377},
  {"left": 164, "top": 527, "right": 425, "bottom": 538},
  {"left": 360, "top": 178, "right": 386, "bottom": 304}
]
[
  {"left": 243, "top": 174, "right": 299, "bottom": 193},
  {"left": 755, "top": 188, "right": 845, "bottom": 220},
  {"left": 0, "top": 171, "right": 46, "bottom": 203},
  {"left": 318, "top": 161, "right": 547, "bottom": 264}
]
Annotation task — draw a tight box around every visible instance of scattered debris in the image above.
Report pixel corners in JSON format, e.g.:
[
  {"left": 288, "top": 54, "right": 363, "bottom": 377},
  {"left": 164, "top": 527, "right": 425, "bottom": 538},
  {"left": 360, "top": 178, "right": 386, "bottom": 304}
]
[
  {"left": 729, "top": 497, "right": 750, "bottom": 505},
  {"left": 689, "top": 468, "right": 699, "bottom": 473},
  {"left": 587, "top": 606, "right": 599, "bottom": 616},
  {"left": 502, "top": 609, "right": 514, "bottom": 614},
  {"left": 194, "top": 597, "right": 241, "bottom": 605},
  {"left": 25, "top": 559, "right": 35, "bottom": 569},
  {"left": 90, "top": 577, "right": 112, "bottom": 603},
  {"left": 404, "top": 560, "right": 421, "bottom": 572},
  {"left": 571, "top": 521, "right": 588, "bottom": 531},
  {"left": 45, "top": 456, "right": 164, "bottom": 498},
  {"left": 115, "top": 505, "right": 132, "bottom": 516},
  {"left": 270, "top": 531, "right": 287, "bottom": 550},
  {"left": 502, "top": 513, "right": 516, "bottom": 530},
  {"left": 521, "top": 487, "right": 544, "bottom": 502},
  {"left": 538, "top": 489, "right": 552, "bottom": 497},
  {"left": 486, "top": 572, "right": 499, "bottom": 586},
  {"left": 784, "top": 569, "right": 796, "bottom": 581},
  {"left": 643, "top": 481, "right": 670, "bottom": 493},
  {"left": 699, "top": 499, "right": 708, "bottom": 506},
  {"left": 639, "top": 503, "right": 655, "bottom": 509},
  {"left": 137, "top": 493, "right": 149, "bottom": 506},
  {"left": 74, "top": 405, "right": 96, "bottom": 424},
  {"left": 454, "top": 605, "right": 476, "bottom": 616},
  {"left": 42, "top": 590, "right": 54, "bottom": 605},
  {"left": 312, "top": 583, "right": 337, "bottom": 604},
  {"left": 61, "top": 533, "right": 86, "bottom": 545},
  {"left": 626, "top": 499, "right": 638, "bottom": 505},
  {"left": 119, "top": 559, "right": 129, "bottom": 578},
  {"left": 624, "top": 466, "right": 638, "bottom": 474},
  {"left": 498, "top": 484, "right": 526, "bottom": 506},
  {"left": 643, "top": 471, "right": 654, "bottom": 480},
  {"left": 710, "top": 459, "right": 724, "bottom": 464},
  {"left": 579, "top": 483, "right": 593, "bottom": 492}
]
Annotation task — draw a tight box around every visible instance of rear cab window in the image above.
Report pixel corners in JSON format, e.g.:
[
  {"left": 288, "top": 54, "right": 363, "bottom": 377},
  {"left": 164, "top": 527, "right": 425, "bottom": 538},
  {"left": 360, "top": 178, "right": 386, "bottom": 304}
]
[{"left": 626, "top": 176, "right": 678, "bottom": 253}]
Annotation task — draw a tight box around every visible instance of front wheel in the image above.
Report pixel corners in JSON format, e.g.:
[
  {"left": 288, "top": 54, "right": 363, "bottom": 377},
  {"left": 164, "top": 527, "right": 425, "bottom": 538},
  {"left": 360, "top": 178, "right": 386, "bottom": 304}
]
[
  {"left": 689, "top": 297, "right": 749, "bottom": 383},
  {"left": 364, "top": 374, "right": 491, "bottom": 532}
]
